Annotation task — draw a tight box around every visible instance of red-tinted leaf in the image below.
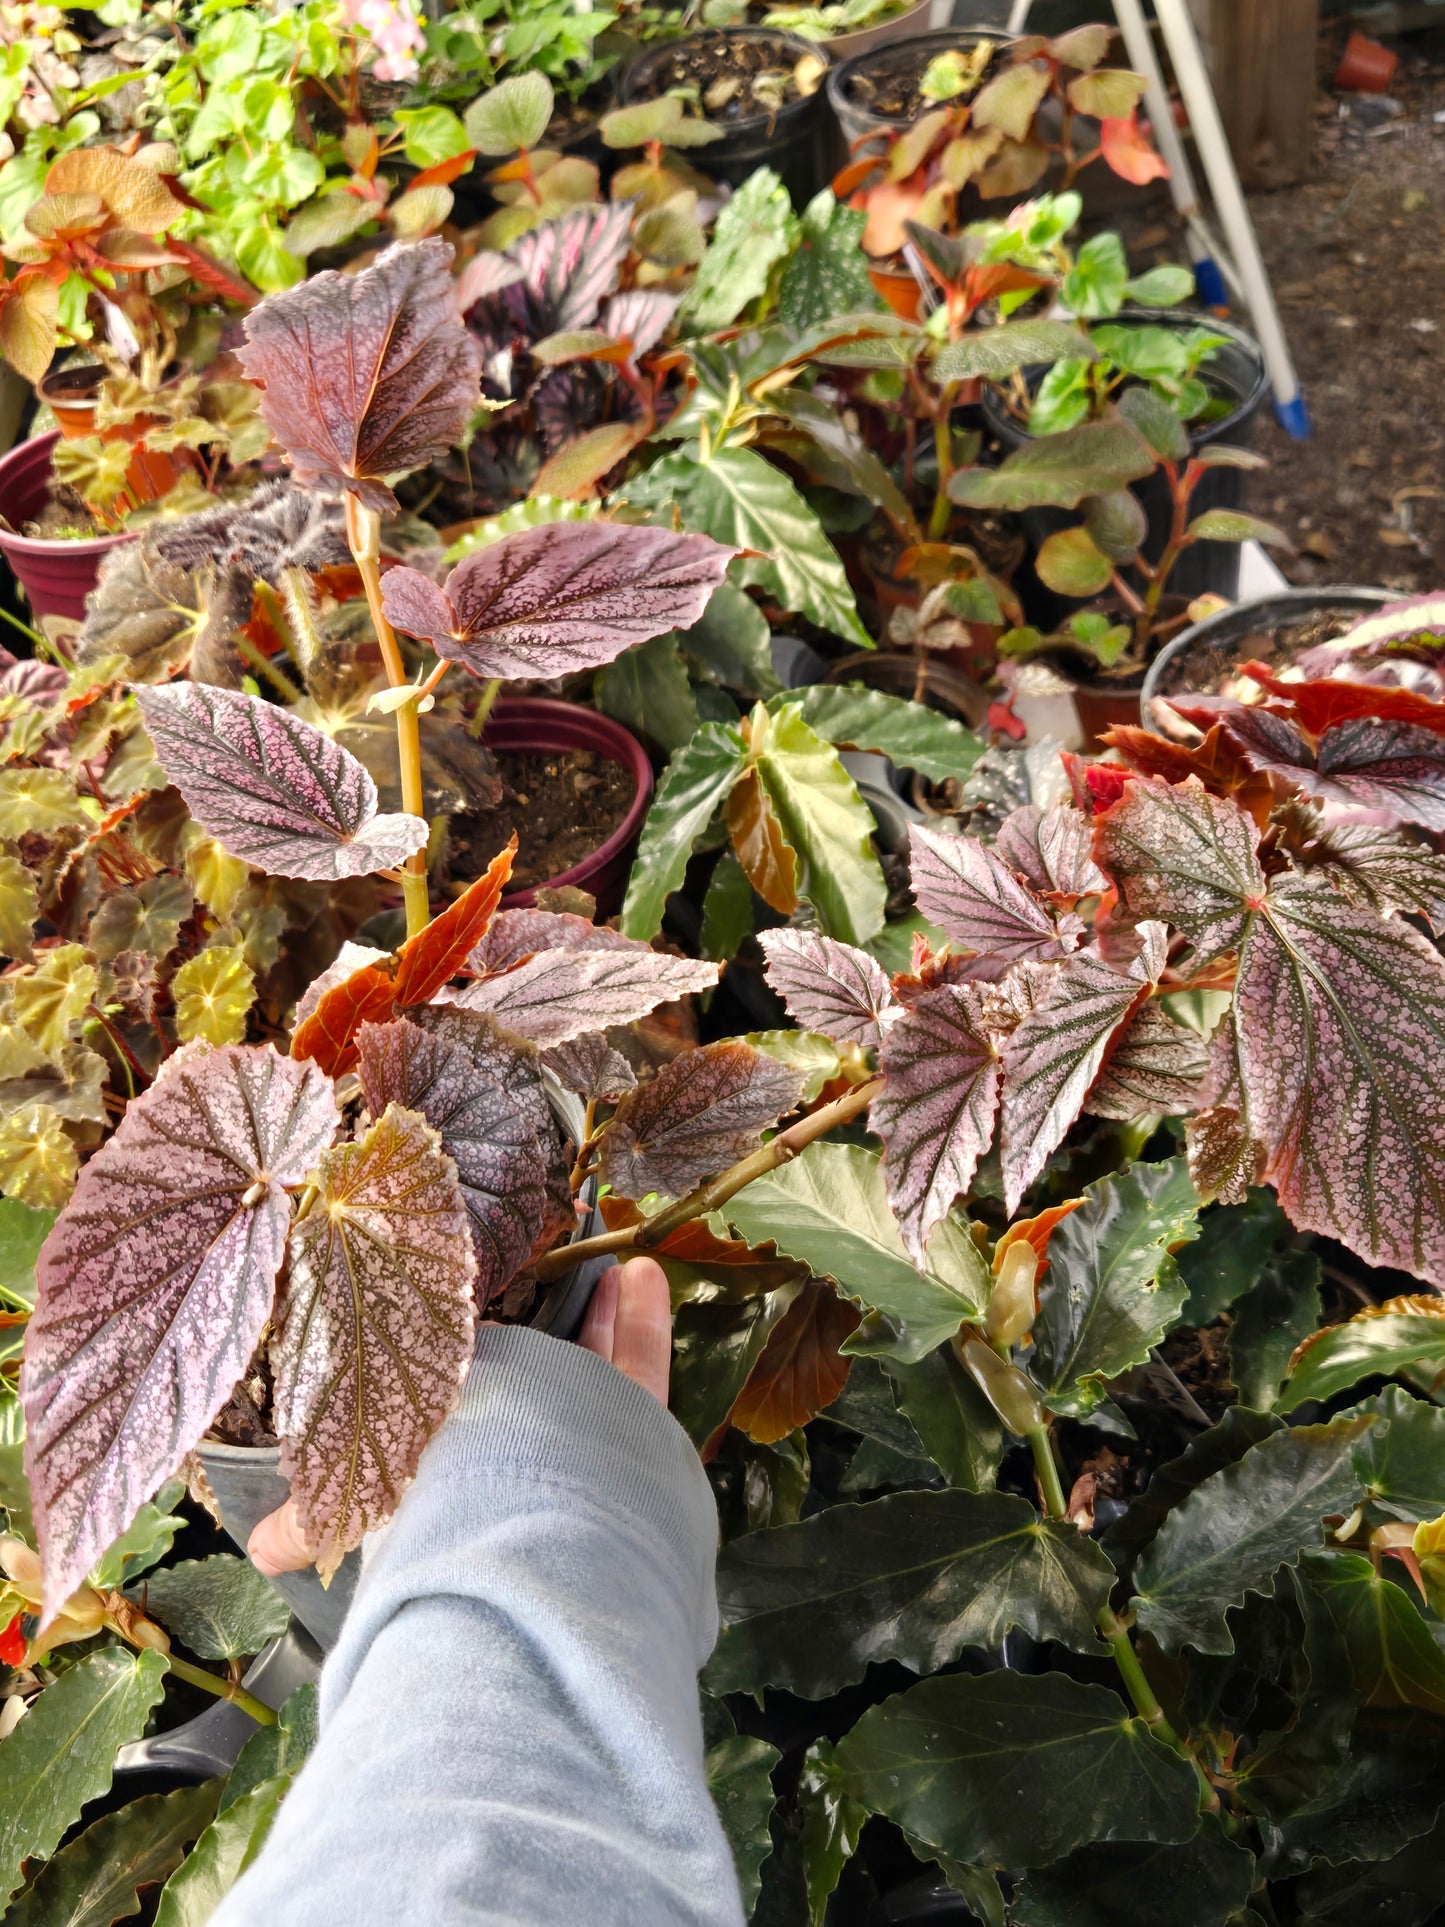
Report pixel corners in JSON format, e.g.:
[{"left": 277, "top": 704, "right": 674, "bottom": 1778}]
[
  {"left": 874, "top": 984, "right": 1000, "bottom": 1262},
  {"left": 757, "top": 928, "right": 899, "bottom": 1050},
  {"left": 293, "top": 942, "right": 391, "bottom": 1030},
  {"left": 410, "top": 151, "right": 478, "bottom": 189},
  {"left": 728, "top": 1279, "right": 860, "bottom": 1444},
  {"left": 165, "top": 239, "right": 259, "bottom": 306},
  {"left": 727, "top": 769, "right": 798, "bottom": 915},
  {"left": 1309, "top": 719, "right": 1445, "bottom": 831},
  {"left": 603, "top": 289, "right": 678, "bottom": 360},
  {"left": 453, "top": 947, "right": 718, "bottom": 1049},
  {"left": 600, "top": 1040, "right": 803, "bottom": 1200},
  {"left": 1093, "top": 776, "right": 1265, "bottom": 963},
  {"left": 469, "top": 907, "right": 647, "bottom": 975},
  {"left": 1086, "top": 1000, "right": 1209, "bottom": 1120},
  {"left": 1103, "top": 722, "right": 1278, "bottom": 828},
  {"left": 994, "top": 803, "right": 1107, "bottom": 904},
  {"left": 291, "top": 963, "right": 398, "bottom": 1078},
  {"left": 380, "top": 522, "right": 736, "bottom": 682},
  {"left": 993, "top": 1200, "right": 1083, "bottom": 1278},
  {"left": 1099, "top": 113, "right": 1169, "bottom": 185},
  {"left": 539, "top": 1032, "right": 638, "bottom": 1102},
  {"left": 358, "top": 1019, "right": 546, "bottom": 1305},
  {"left": 908, "top": 823, "right": 1080, "bottom": 973},
  {"left": 22, "top": 1045, "right": 338, "bottom": 1619},
  {"left": 1243, "top": 663, "right": 1445, "bottom": 738},
  {"left": 598, "top": 1193, "right": 761, "bottom": 1266},
  {"left": 237, "top": 238, "right": 483, "bottom": 513},
  {"left": 275, "top": 1105, "right": 477, "bottom": 1576},
  {"left": 133, "top": 683, "right": 427, "bottom": 881},
  {"left": 392, "top": 838, "right": 516, "bottom": 1006},
  {"left": 0, "top": 1611, "right": 24, "bottom": 1665}
]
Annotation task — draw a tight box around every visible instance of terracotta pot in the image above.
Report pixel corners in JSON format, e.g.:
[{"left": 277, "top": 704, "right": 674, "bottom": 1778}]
[
  {"left": 38, "top": 367, "right": 194, "bottom": 508},
  {"left": 1334, "top": 31, "right": 1398, "bottom": 93},
  {"left": 479, "top": 698, "right": 654, "bottom": 915},
  {"left": 0, "top": 432, "right": 131, "bottom": 624},
  {"left": 1071, "top": 677, "right": 1148, "bottom": 753},
  {"left": 861, "top": 527, "right": 1013, "bottom": 680}
]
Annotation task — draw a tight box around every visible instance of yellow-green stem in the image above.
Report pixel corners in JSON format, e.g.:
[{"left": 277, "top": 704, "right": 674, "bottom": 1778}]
[
  {"left": 165, "top": 1652, "right": 277, "bottom": 1726},
  {"left": 468, "top": 676, "right": 503, "bottom": 740},
  {"left": 235, "top": 629, "right": 303, "bottom": 705}
]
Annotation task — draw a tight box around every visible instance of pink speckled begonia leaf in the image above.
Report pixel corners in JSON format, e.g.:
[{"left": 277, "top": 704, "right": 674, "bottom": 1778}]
[
  {"left": 452, "top": 947, "right": 719, "bottom": 1049},
  {"left": 995, "top": 802, "right": 1108, "bottom": 905},
  {"left": 1092, "top": 775, "right": 1264, "bottom": 964},
  {"left": 358, "top": 1019, "right": 548, "bottom": 1305},
  {"left": 134, "top": 682, "right": 427, "bottom": 881},
  {"left": 274, "top": 1104, "right": 478, "bottom": 1577},
  {"left": 1238, "top": 873, "right": 1445, "bottom": 1283},
  {"left": 1285, "top": 814, "right": 1445, "bottom": 930},
  {"left": 21, "top": 1044, "right": 339, "bottom": 1622},
  {"left": 874, "top": 983, "right": 1000, "bottom": 1262},
  {"left": 539, "top": 1032, "right": 637, "bottom": 1102},
  {"left": 236, "top": 238, "right": 482, "bottom": 514},
  {"left": 757, "top": 928, "right": 899, "bottom": 1050},
  {"left": 908, "top": 824, "right": 1080, "bottom": 976},
  {"left": 1086, "top": 1000, "right": 1209, "bottom": 1122},
  {"left": 379, "top": 521, "right": 737, "bottom": 682},
  {"left": 1308, "top": 718, "right": 1445, "bottom": 831},
  {"left": 600, "top": 1040, "right": 803, "bottom": 1201},
  {"left": 469, "top": 907, "right": 649, "bottom": 977}
]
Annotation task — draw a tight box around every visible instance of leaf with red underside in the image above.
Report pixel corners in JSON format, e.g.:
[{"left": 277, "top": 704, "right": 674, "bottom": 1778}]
[
  {"left": 134, "top": 683, "right": 427, "bottom": 881},
  {"left": 380, "top": 522, "right": 736, "bottom": 682},
  {"left": 236, "top": 238, "right": 482, "bottom": 513},
  {"left": 358, "top": 1020, "right": 547, "bottom": 1305},
  {"left": 600, "top": 1041, "right": 803, "bottom": 1200},
  {"left": 1102, "top": 723, "right": 1278, "bottom": 827},
  {"left": 599, "top": 1193, "right": 761, "bottom": 1265},
  {"left": 1099, "top": 113, "right": 1169, "bottom": 184},
  {"left": 452, "top": 947, "right": 719, "bottom": 1049},
  {"left": 728, "top": 1280, "right": 860, "bottom": 1444},
  {"left": 908, "top": 824, "right": 1080, "bottom": 975},
  {"left": 1092, "top": 776, "right": 1264, "bottom": 964},
  {"left": 21, "top": 1044, "right": 339, "bottom": 1621},
  {"left": 1086, "top": 1000, "right": 1209, "bottom": 1120},
  {"left": 166, "top": 239, "right": 258, "bottom": 307},
  {"left": 470, "top": 907, "right": 646, "bottom": 975},
  {"left": 291, "top": 963, "right": 398, "bottom": 1078},
  {"left": 1242, "top": 663, "right": 1445, "bottom": 737},
  {"left": 274, "top": 1104, "right": 477, "bottom": 1578},
  {"left": 757, "top": 928, "right": 899, "bottom": 1050},
  {"left": 995, "top": 803, "right": 1107, "bottom": 904},
  {"left": 874, "top": 984, "right": 1000, "bottom": 1262},
  {"left": 392, "top": 838, "right": 516, "bottom": 1006},
  {"left": 993, "top": 1200, "right": 1084, "bottom": 1279}
]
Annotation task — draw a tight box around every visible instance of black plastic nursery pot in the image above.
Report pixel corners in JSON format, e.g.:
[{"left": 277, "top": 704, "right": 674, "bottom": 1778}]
[
  {"left": 618, "top": 28, "right": 831, "bottom": 207},
  {"left": 983, "top": 307, "right": 1271, "bottom": 608},
  {"left": 1139, "top": 584, "right": 1396, "bottom": 733},
  {"left": 825, "top": 21, "right": 1014, "bottom": 155}
]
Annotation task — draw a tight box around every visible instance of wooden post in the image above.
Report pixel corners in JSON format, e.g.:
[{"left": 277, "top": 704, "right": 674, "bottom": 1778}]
[{"left": 1193, "top": 0, "right": 1319, "bottom": 189}]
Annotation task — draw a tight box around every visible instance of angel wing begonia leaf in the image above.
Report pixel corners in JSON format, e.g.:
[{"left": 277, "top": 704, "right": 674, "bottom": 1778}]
[
  {"left": 908, "top": 824, "right": 1080, "bottom": 974},
  {"left": 236, "top": 238, "right": 482, "bottom": 514},
  {"left": 274, "top": 1104, "right": 477, "bottom": 1576},
  {"left": 994, "top": 803, "right": 1107, "bottom": 905},
  {"left": 1281, "top": 814, "right": 1445, "bottom": 929},
  {"left": 727, "top": 1279, "right": 859, "bottom": 1445},
  {"left": 380, "top": 522, "right": 736, "bottom": 682},
  {"left": 22, "top": 1045, "right": 339, "bottom": 1620},
  {"left": 874, "top": 985, "right": 1001, "bottom": 1262},
  {"left": 391, "top": 838, "right": 515, "bottom": 1006},
  {"left": 453, "top": 948, "right": 719, "bottom": 1049},
  {"left": 357, "top": 1021, "right": 545, "bottom": 1307},
  {"left": 1086, "top": 1000, "right": 1209, "bottom": 1121},
  {"left": 133, "top": 683, "right": 428, "bottom": 881},
  {"left": 757, "top": 928, "right": 899, "bottom": 1050},
  {"left": 469, "top": 907, "right": 647, "bottom": 976},
  {"left": 600, "top": 1041, "right": 803, "bottom": 1201}
]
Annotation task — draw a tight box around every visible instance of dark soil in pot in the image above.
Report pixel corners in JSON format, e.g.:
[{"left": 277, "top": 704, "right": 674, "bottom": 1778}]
[
  {"left": 826, "top": 24, "right": 1012, "bottom": 150},
  {"left": 619, "top": 28, "right": 830, "bottom": 205},
  {"left": 0, "top": 431, "right": 131, "bottom": 625}
]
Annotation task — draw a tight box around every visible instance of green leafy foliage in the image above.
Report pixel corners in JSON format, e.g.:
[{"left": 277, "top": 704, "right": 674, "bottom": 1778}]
[
  {"left": 6, "top": 1784, "right": 221, "bottom": 1927},
  {"left": 794, "top": 684, "right": 985, "bottom": 784},
  {"left": 222, "top": 1685, "right": 318, "bottom": 1812},
  {"left": 619, "top": 723, "right": 750, "bottom": 941},
  {"left": 777, "top": 192, "right": 881, "bottom": 331},
  {"left": 128, "top": 1554, "right": 290, "bottom": 1661},
  {"left": 152, "top": 1773, "right": 292, "bottom": 1927},
  {"left": 681, "top": 169, "right": 798, "bottom": 334},
  {"left": 1286, "top": 1308, "right": 1445, "bottom": 1407},
  {"left": 706, "top": 1729, "right": 781, "bottom": 1916}
]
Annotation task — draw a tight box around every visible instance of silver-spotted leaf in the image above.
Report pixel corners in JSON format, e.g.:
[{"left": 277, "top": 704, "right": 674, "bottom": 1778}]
[
  {"left": 757, "top": 928, "right": 899, "bottom": 1049},
  {"left": 133, "top": 683, "right": 427, "bottom": 881},
  {"left": 453, "top": 947, "right": 718, "bottom": 1048},
  {"left": 380, "top": 522, "right": 735, "bottom": 682},
  {"left": 22, "top": 1044, "right": 339, "bottom": 1620},
  {"left": 237, "top": 238, "right": 483, "bottom": 513},
  {"left": 995, "top": 802, "right": 1107, "bottom": 904},
  {"left": 1309, "top": 717, "right": 1445, "bottom": 830},
  {"left": 469, "top": 906, "right": 647, "bottom": 975},
  {"left": 357, "top": 1019, "right": 548, "bottom": 1305},
  {"left": 1087, "top": 1001, "right": 1209, "bottom": 1120},
  {"left": 1094, "top": 775, "right": 1263, "bottom": 963},
  {"left": 1286, "top": 815, "right": 1445, "bottom": 929},
  {"left": 601, "top": 1040, "right": 803, "bottom": 1200},
  {"left": 874, "top": 985, "right": 1000, "bottom": 1261},
  {"left": 275, "top": 1104, "right": 478, "bottom": 1574},
  {"left": 538, "top": 1032, "right": 637, "bottom": 1102},
  {"left": 908, "top": 824, "right": 1079, "bottom": 973}
]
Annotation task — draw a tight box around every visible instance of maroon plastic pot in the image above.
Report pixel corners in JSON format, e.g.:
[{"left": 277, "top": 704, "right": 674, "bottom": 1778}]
[
  {"left": 0, "top": 431, "right": 131, "bottom": 624},
  {"left": 479, "top": 697, "right": 653, "bottom": 915}
]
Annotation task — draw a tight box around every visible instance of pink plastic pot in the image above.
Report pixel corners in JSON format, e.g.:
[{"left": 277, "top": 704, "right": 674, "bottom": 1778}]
[
  {"left": 0, "top": 431, "right": 131, "bottom": 625},
  {"left": 479, "top": 697, "right": 653, "bottom": 916}
]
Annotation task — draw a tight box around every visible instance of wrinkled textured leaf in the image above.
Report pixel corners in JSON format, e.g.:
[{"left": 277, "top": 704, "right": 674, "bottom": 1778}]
[
  {"left": 1094, "top": 775, "right": 1263, "bottom": 964},
  {"left": 909, "top": 824, "right": 1077, "bottom": 971},
  {"left": 1288, "top": 817, "right": 1445, "bottom": 930},
  {"left": 1086, "top": 1001, "right": 1208, "bottom": 1120},
  {"left": 796, "top": 683, "right": 986, "bottom": 786},
  {"left": 134, "top": 683, "right": 427, "bottom": 881},
  {"left": 709, "top": 1489, "right": 1114, "bottom": 1698},
  {"left": 5, "top": 1783, "right": 221, "bottom": 1927},
  {"left": 996, "top": 803, "right": 1108, "bottom": 904},
  {"left": 237, "top": 237, "right": 482, "bottom": 512},
  {"left": 932, "top": 319, "right": 1096, "bottom": 385},
  {"left": 172, "top": 946, "right": 256, "bottom": 1048},
  {"left": 537, "top": 1032, "right": 637, "bottom": 1103},
  {"left": 23, "top": 1045, "right": 338, "bottom": 1617},
  {"left": 470, "top": 906, "right": 643, "bottom": 976},
  {"left": 454, "top": 947, "right": 717, "bottom": 1049},
  {"left": 602, "top": 1040, "right": 801, "bottom": 1200},
  {"left": 729, "top": 1280, "right": 859, "bottom": 1444},
  {"left": 380, "top": 522, "right": 735, "bottom": 681},
  {"left": 274, "top": 1105, "right": 477, "bottom": 1573},
  {"left": 620, "top": 722, "right": 750, "bottom": 941},
  {"left": 1286, "top": 1307, "right": 1445, "bottom": 1408},
  {"left": 757, "top": 927, "right": 898, "bottom": 1049},
  {"left": 128, "top": 1553, "right": 290, "bottom": 1660}
]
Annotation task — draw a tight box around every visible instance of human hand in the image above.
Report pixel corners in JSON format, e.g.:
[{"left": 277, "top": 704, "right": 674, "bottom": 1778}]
[{"left": 247, "top": 1256, "right": 673, "bottom": 1578}]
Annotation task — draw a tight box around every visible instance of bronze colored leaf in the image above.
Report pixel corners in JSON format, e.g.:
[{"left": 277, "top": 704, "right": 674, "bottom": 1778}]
[
  {"left": 729, "top": 1279, "right": 860, "bottom": 1445},
  {"left": 601, "top": 1040, "right": 804, "bottom": 1200}
]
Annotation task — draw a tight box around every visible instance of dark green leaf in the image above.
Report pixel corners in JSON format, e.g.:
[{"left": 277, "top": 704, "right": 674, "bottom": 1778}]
[
  {"left": 1227, "top": 1250, "right": 1322, "bottom": 1411},
  {"left": 1118, "top": 386, "right": 1188, "bottom": 461},
  {"left": 1176, "top": 1190, "right": 1288, "bottom": 1326},
  {"left": 706, "top": 1734, "right": 779, "bottom": 1917},
  {"left": 676, "top": 581, "right": 779, "bottom": 698},
  {"left": 151, "top": 1773, "right": 292, "bottom": 1927},
  {"left": 827, "top": 1356, "right": 929, "bottom": 1458},
  {"left": 1293, "top": 1825, "right": 1445, "bottom": 1926},
  {"left": 1132, "top": 1416, "right": 1373, "bottom": 1653},
  {"left": 882, "top": 1344, "right": 1003, "bottom": 1493},
  {"left": 798, "top": 1740, "right": 865, "bottom": 1927},
  {"left": 618, "top": 721, "right": 749, "bottom": 940},
  {"left": 1011, "top": 1816, "right": 1253, "bottom": 1927},
  {"left": 1304, "top": 1548, "right": 1445, "bottom": 1716},
  {"left": 671, "top": 1282, "right": 804, "bottom": 1447},
  {"left": 707, "top": 1488, "right": 1115, "bottom": 1697},
  {"left": 6, "top": 1784, "right": 221, "bottom": 1927},
  {"left": 1285, "top": 1311, "right": 1445, "bottom": 1409},
  {"left": 1082, "top": 488, "right": 1148, "bottom": 565},
  {"left": 221, "top": 1685, "right": 318, "bottom": 1814},
  {"left": 0, "top": 1649, "right": 169, "bottom": 1909},
  {"left": 1350, "top": 1384, "right": 1445, "bottom": 1526},
  {"left": 1235, "top": 1565, "right": 1356, "bottom": 1820},
  {"left": 766, "top": 388, "right": 913, "bottom": 535},
  {"left": 130, "top": 1555, "right": 290, "bottom": 1662},
  {"left": 1258, "top": 1712, "right": 1445, "bottom": 1877},
  {"left": 1103, "top": 1407, "right": 1285, "bottom": 1575},
  {"left": 778, "top": 190, "right": 882, "bottom": 331},
  {"left": 835, "top": 1672, "right": 1201, "bottom": 1869},
  {"left": 89, "top": 1479, "right": 187, "bottom": 1589},
  {"left": 840, "top": 1436, "right": 938, "bottom": 1493},
  {"left": 931, "top": 320, "right": 1097, "bottom": 384},
  {"left": 795, "top": 683, "right": 985, "bottom": 785},
  {"left": 700, "top": 850, "right": 754, "bottom": 963},
  {"left": 594, "top": 636, "right": 700, "bottom": 754}
]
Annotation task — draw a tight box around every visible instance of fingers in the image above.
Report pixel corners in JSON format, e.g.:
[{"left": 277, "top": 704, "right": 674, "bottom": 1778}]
[
  {"left": 578, "top": 1256, "right": 672, "bottom": 1406},
  {"left": 248, "top": 1499, "right": 314, "bottom": 1577}
]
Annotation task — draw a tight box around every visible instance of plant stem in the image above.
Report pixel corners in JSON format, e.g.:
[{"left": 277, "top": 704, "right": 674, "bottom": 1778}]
[
  {"left": 468, "top": 677, "right": 502, "bottom": 740},
  {"left": 235, "top": 631, "right": 303, "bottom": 704},
  {"left": 344, "top": 493, "right": 429, "bottom": 938},
  {"left": 164, "top": 1651, "right": 277, "bottom": 1726},
  {"left": 532, "top": 1076, "right": 884, "bottom": 1283},
  {"left": 1027, "top": 1424, "right": 1069, "bottom": 1520}
]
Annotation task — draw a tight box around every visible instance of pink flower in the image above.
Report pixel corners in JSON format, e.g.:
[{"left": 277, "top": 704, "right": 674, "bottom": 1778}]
[{"left": 339, "top": 0, "right": 425, "bottom": 82}]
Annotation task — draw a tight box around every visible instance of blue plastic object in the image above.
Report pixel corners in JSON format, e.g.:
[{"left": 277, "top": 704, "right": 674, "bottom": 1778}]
[
  {"left": 1191, "top": 255, "right": 1228, "bottom": 308},
  {"left": 1273, "top": 393, "right": 1312, "bottom": 440}
]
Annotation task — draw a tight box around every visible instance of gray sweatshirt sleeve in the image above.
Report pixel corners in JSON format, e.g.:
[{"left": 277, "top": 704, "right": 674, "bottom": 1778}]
[{"left": 212, "top": 1325, "right": 744, "bottom": 1927}]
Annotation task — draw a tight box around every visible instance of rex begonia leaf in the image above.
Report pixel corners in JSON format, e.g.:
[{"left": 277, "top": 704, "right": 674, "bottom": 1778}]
[
  {"left": 874, "top": 984, "right": 1000, "bottom": 1262},
  {"left": 358, "top": 1019, "right": 548, "bottom": 1305},
  {"left": 728, "top": 1278, "right": 860, "bottom": 1445},
  {"left": 1281, "top": 813, "right": 1445, "bottom": 929},
  {"left": 908, "top": 824, "right": 1079, "bottom": 973},
  {"left": 1026, "top": 1158, "right": 1198, "bottom": 1417},
  {"left": 539, "top": 1032, "right": 637, "bottom": 1103},
  {"left": 236, "top": 238, "right": 483, "bottom": 513},
  {"left": 1093, "top": 775, "right": 1264, "bottom": 963},
  {"left": 757, "top": 927, "right": 899, "bottom": 1050},
  {"left": 22, "top": 1043, "right": 339, "bottom": 1620},
  {"left": 1308, "top": 718, "right": 1445, "bottom": 831},
  {"left": 452, "top": 947, "right": 718, "bottom": 1049},
  {"left": 1086, "top": 1000, "right": 1209, "bottom": 1120},
  {"left": 601, "top": 1040, "right": 803, "bottom": 1200},
  {"left": 380, "top": 522, "right": 735, "bottom": 682},
  {"left": 274, "top": 1104, "right": 477, "bottom": 1576},
  {"left": 995, "top": 802, "right": 1107, "bottom": 904},
  {"left": 470, "top": 906, "right": 646, "bottom": 975},
  {"left": 133, "top": 683, "right": 428, "bottom": 881},
  {"left": 708, "top": 1489, "right": 1114, "bottom": 1700}
]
